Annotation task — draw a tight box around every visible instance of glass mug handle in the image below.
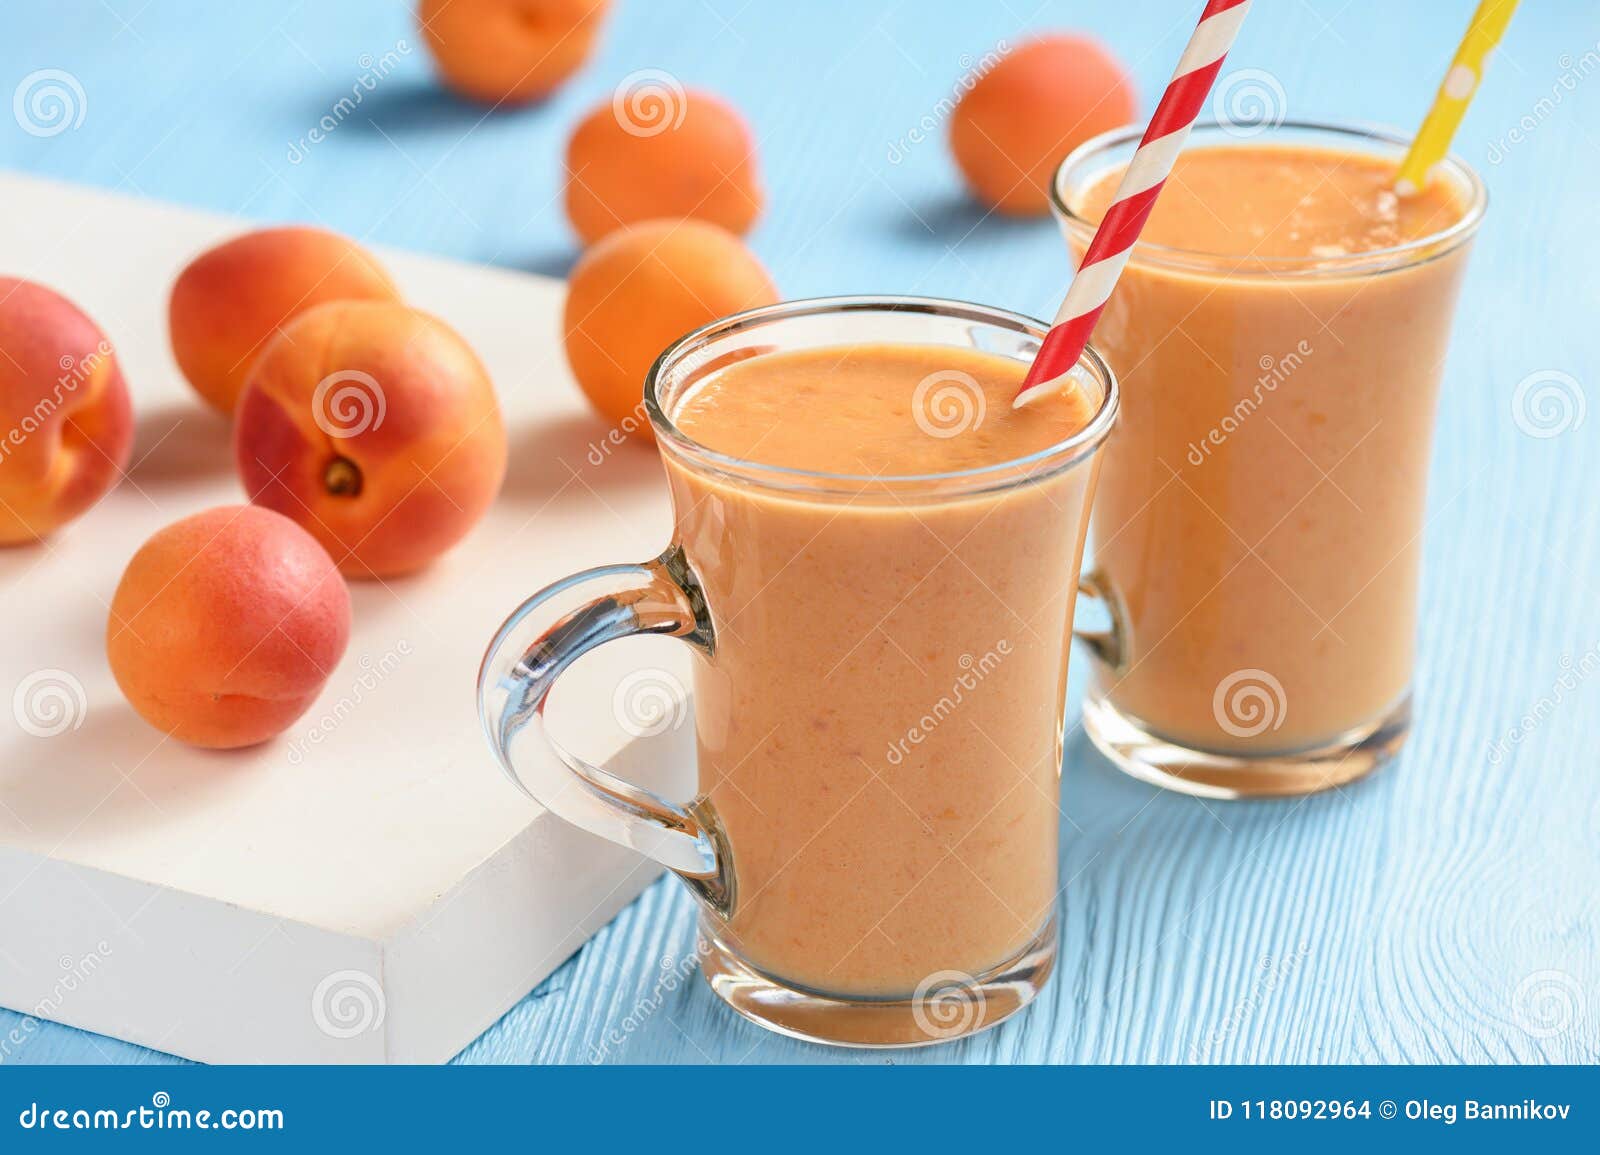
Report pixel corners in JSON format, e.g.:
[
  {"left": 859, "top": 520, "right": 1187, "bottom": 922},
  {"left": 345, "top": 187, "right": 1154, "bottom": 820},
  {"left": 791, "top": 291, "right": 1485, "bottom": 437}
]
[
  {"left": 1073, "top": 566, "right": 1128, "bottom": 672},
  {"left": 476, "top": 543, "right": 733, "bottom": 916}
]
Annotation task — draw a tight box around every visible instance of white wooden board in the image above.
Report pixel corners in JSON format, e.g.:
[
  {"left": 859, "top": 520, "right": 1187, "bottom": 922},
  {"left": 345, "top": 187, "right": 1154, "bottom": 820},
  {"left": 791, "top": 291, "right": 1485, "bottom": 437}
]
[{"left": 0, "top": 173, "right": 690, "bottom": 1063}]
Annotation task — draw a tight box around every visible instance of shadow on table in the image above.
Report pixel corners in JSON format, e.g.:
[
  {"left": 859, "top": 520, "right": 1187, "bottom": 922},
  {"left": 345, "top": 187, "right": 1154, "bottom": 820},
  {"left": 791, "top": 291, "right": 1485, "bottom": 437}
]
[
  {"left": 1062, "top": 726, "right": 1173, "bottom": 832},
  {"left": 889, "top": 192, "right": 1057, "bottom": 246},
  {"left": 125, "top": 402, "right": 234, "bottom": 486},
  {"left": 515, "top": 247, "right": 579, "bottom": 279},
  {"left": 1, "top": 704, "right": 246, "bottom": 843},
  {"left": 329, "top": 78, "right": 518, "bottom": 138},
  {"left": 501, "top": 413, "right": 663, "bottom": 501}
]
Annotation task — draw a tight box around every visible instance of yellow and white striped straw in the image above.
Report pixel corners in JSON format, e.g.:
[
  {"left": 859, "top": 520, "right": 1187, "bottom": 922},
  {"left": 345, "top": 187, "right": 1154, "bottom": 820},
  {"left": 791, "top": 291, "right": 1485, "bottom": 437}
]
[{"left": 1395, "top": 0, "right": 1520, "bottom": 195}]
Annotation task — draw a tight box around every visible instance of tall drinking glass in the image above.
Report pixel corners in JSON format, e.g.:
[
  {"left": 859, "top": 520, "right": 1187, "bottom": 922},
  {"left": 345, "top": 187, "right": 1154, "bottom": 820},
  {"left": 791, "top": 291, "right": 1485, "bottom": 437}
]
[
  {"left": 479, "top": 297, "right": 1118, "bottom": 1045},
  {"left": 1053, "top": 121, "right": 1486, "bottom": 798}
]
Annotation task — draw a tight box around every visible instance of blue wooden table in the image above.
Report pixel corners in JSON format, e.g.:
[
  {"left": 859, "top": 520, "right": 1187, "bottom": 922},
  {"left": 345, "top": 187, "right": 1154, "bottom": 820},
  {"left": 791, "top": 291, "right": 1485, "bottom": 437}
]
[{"left": 2, "top": 0, "right": 1596, "bottom": 1065}]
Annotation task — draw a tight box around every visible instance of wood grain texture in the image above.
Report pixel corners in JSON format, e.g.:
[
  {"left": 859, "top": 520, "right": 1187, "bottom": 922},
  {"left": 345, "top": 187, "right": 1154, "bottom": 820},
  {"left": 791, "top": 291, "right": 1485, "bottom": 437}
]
[{"left": 1, "top": 0, "right": 1596, "bottom": 1065}]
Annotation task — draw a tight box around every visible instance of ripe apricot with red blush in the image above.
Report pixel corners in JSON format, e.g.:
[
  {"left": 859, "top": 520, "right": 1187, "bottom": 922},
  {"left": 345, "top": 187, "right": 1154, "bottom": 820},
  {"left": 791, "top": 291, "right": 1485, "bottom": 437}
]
[
  {"left": 0, "top": 278, "right": 133, "bottom": 545},
  {"left": 235, "top": 301, "right": 506, "bottom": 579},
  {"left": 107, "top": 505, "right": 352, "bottom": 749},
  {"left": 169, "top": 227, "right": 400, "bottom": 415}
]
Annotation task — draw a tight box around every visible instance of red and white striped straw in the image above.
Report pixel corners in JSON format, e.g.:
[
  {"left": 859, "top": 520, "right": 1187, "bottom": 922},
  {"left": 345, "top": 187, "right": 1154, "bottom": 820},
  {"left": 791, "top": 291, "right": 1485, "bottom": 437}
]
[{"left": 1014, "top": 0, "right": 1252, "bottom": 409}]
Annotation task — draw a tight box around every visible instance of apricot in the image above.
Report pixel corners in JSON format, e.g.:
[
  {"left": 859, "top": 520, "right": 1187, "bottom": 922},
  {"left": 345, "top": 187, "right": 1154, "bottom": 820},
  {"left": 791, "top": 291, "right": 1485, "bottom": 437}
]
[
  {"left": 949, "top": 35, "right": 1136, "bottom": 216},
  {"left": 419, "top": 0, "right": 610, "bottom": 105},
  {"left": 0, "top": 278, "right": 133, "bottom": 545},
  {"left": 564, "top": 86, "right": 763, "bottom": 245},
  {"left": 107, "top": 505, "right": 351, "bottom": 749},
  {"left": 235, "top": 301, "right": 506, "bottom": 578},
  {"left": 563, "top": 219, "right": 778, "bottom": 439},
  {"left": 169, "top": 227, "right": 400, "bottom": 415}
]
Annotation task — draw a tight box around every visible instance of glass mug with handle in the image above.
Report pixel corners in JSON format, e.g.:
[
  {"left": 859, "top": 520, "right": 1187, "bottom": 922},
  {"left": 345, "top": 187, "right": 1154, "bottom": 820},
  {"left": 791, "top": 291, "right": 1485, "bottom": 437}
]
[
  {"left": 1050, "top": 121, "right": 1487, "bottom": 799},
  {"left": 478, "top": 297, "right": 1118, "bottom": 1047}
]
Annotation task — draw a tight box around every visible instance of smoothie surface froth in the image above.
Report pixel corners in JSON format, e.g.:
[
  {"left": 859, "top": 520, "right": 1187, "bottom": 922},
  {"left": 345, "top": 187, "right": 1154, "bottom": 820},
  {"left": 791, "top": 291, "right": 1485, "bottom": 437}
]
[
  {"left": 1074, "top": 144, "right": 1466, "bottom": 261},
  {"left": 671, "top": 342, "right": 1097, "bottom": 476}
]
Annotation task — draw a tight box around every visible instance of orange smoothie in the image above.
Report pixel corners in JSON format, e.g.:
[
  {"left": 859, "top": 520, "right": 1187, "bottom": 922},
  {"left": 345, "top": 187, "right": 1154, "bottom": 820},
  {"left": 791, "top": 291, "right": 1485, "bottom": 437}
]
[
  {"left": 666, "top": 342, "right": 1098, "bottom": 996},
  {"left": 1066, "top": 139, "right": 1478, "bottom": 773}
]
